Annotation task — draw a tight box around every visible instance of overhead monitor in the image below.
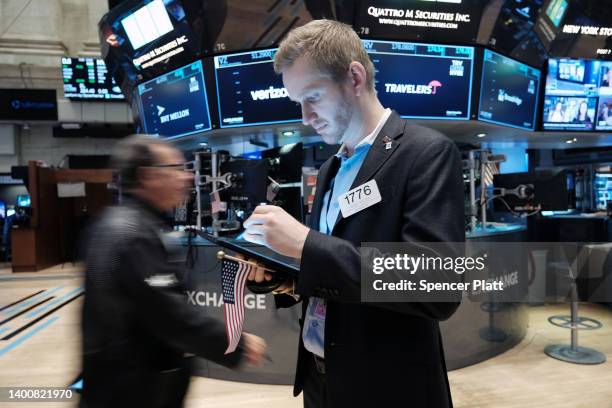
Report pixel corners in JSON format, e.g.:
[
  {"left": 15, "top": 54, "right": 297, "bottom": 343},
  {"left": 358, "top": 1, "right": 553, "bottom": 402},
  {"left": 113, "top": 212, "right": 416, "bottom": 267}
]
[
  {"left": 354, "top": 0, "right": 484, "bottom": 44},
  {"left": 478, "top": 49, "right": 541, "bottom": 130},
  {"left": 486, "top": 0, "right": 549, "bottom": 69},
  {"left": 99, "top": 0, "right": 206, "bottom": 98},
  {"left": 61, "top": 57, "right": 125, "bottom": 100},
  {"left": 0, "top": 89, "right": 58, "bottom": 121},
  {"left": 136, "top": 60, "right": 211, "bottom": 139},
  {"left": 214, "top": 49, "right": 301, "bottom": 128},
  {"left": 545, "top": 0, "right": 568, "bottom": 28},
  {"left": 543, "top": 58, "right": 612, "bottom": 131},
  {"left": 594, "top": 172, "right": 612, "bottom": 210},
  {"left": 364, "top": 40, "right": 474, "bottom": 120}
]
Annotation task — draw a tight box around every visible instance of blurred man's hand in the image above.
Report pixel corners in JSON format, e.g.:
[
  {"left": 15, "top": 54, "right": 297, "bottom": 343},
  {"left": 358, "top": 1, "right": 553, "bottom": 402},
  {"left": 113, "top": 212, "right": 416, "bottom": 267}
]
[
  {"left": 243, "top": 205, "right": 310, "bottom": 259},
  {"left": 241, "top": 333, "right": 267, "bottom": 367}
]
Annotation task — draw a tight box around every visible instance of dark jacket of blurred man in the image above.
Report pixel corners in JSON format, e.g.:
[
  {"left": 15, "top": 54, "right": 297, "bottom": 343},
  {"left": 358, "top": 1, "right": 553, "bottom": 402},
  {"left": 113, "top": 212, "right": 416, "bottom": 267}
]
[{"left": 80, "top": 135, "right": 266, "bottom": 408}]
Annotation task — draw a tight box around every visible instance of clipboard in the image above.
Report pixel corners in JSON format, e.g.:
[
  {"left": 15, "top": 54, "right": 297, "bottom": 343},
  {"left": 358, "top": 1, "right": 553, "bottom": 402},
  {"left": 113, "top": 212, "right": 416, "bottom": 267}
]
[{"left": 196, "top": 230, "right": 300, "bottom": 293}]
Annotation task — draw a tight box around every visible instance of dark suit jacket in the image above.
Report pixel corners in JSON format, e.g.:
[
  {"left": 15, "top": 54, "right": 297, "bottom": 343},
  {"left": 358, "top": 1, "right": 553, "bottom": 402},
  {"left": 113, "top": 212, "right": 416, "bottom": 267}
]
[
  {"left": 278, "top": 112, "right": 465, "bottom": 407},
  {"left": 81, "top": 198, "right": 243, "bottom": 408}
]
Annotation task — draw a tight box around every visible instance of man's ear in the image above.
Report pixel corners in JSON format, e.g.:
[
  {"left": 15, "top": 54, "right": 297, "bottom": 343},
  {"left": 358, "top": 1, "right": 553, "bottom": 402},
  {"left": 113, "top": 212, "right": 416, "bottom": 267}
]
[
  {"left": 136, "top": 167, "right": 152, "bottom": 187},
  {"left": 348, "top": 61, "right": 367, "bottom": 96}
]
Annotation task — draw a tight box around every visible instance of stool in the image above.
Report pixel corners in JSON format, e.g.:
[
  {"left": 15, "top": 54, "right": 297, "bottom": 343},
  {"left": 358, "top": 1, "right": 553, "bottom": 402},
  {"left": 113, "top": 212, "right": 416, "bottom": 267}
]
[
  {"left": 545, "top": 281, "right": 605, "bottom": 364},
  {"left": 544, "top": 250, "right": 606, "bottom": 365}
]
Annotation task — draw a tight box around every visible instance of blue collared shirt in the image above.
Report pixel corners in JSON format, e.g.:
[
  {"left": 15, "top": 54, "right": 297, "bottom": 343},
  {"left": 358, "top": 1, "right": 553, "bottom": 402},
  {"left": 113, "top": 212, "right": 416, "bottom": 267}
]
[{"left": 302, "top": 109, "right": 391, "bottom": 358}]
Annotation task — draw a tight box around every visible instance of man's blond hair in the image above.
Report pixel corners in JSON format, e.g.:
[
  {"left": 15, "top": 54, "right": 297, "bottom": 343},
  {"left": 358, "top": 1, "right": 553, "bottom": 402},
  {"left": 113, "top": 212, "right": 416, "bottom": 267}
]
[{"left": 274, "top": 20, "right": 375, "bottom": 91}]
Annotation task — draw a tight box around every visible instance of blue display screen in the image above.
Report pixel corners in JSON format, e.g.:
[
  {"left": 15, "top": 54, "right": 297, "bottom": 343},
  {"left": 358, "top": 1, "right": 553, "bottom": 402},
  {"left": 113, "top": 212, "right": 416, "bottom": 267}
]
[
  {"left": 363, "top": 40, "right": 474, "bottom": 120},
  {"left": 16, "top": 195, "right": 30, "bottom": 207},
  {"left": 594, "top": 173, "right": 612, "bottom": 210},
  {"left": 545, "top": 0, "right": 568, "bottom": 28},
  {"left": 478, "top": 50, "right": 541, "bottom": 130},
  {"left": 137, "top": 60, "right": 211, "bottom": 139},
  {"left": 543, "top": 58, "right": 612, "bottom": 131},
  {"left": 214, "top": 49, "right": 301, "bottom": 128}
]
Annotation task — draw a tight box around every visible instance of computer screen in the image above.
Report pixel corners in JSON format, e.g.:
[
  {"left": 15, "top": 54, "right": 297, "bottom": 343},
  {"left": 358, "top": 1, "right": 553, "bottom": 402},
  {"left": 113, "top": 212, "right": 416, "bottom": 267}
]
[
  {"left": 61, "top": 57, "right": 125, "bottom": 100},
  {"left": 542, "top": 58, "right": 612, "bottom": 131},
  {"left": 16, "top": 195, "right": 30, "bottom": 208},
  {"left": 137, "top": 60, "right": 212, "bottom": 139},
  {"left": 363, "top": 40, "right": 474, "bottom": 120},
  {"left": 0, "top": 89, "right": 58, "bottom": 121},
  {"left": 478, "top": 50, "right": 541, "bottom": 130},
  {"left": 594, "top": 172, "right": 612, "bottom": 210},
  {"left": 262, "top": 142, "right": 303, "bottom": 184},
  {"left": 545, "top": 0, "right": 568, "bottom": 28},
  {"left": 486, "top": 0, "right": 545, "bottom": 67},
  {"left": 353, "top": 0, "right": 484, "bottom": 44},
  {"left": 214, "top": 49, "right": 301, "bottom": 128},
  {"left": 99, "top": 0, "right": 206, "bottom": 99}
]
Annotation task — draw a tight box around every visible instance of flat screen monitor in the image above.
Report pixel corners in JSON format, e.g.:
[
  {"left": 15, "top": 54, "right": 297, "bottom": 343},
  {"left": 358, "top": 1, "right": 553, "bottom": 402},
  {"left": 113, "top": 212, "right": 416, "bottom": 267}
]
[
  {"left": 478, "top": 49, "right": 541, "bottom": 130},
  {"left": 493, "top": 169, "right": 569, "bottom": 212},
  {"left": 214, "top": 49, "right": 301, "bottom": 128},
  {"left": 0, "top": 89, "right": 58, "bottom": 121},
  {"left": 487, "top": 0, "right": 544, "bottom": 63},
  {"left": 16, "top": 195, "right": 30, "bottom": 208},
  {"left": 261, "top": 142, "right": 303, "bottom": 183},
  {"left": 99, "top": 0, "right": 208, "bottom": 99},
  {"left": 594, "top": 172, "right": 612, "bottom": 210},
  {"left": 363, "top": 40, "right": 474, "bottom": 120},
  {"left": 218, "top": 159, "right": 268, "bottom": 206},
  {"left": 545, "top": 0, "right": 568, "bottom": 28},
  {"left": 137, "top": 60, "right": 212, "bottom": 139},
  {"left": 353, "top": 0, "right": 484, "bottom": 44},
  {"left": 542, "top": 58, "right": 612, "bottom": 131},
  {"left": 61, "top": 57, "right": 125, "bottom": 100}
]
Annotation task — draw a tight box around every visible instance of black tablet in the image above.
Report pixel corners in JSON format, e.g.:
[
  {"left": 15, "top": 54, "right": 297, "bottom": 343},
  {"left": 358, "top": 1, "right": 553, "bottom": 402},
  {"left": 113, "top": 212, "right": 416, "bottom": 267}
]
[{"left": 196, "top": 230, "right": 300, "bottom": 277}]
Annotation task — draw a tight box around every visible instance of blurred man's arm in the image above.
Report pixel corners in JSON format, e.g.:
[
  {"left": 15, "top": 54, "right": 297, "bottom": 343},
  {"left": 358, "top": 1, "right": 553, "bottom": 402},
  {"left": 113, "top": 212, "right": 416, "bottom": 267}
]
[{"left": 114, "top": 236, "right": 266, "bottom": 367}]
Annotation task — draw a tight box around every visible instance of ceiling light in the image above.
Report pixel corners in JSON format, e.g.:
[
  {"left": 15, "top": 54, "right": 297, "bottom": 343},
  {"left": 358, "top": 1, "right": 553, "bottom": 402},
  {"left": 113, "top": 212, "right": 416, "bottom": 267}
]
[
  {"left": 199, "top": 142, "right": 208, "bottom": 146},
  {"left": 282, "top": 130, "right": 294, "bottom": 137},
  {"left": 476, "top": 133, "right": 486, "bottom": 138}
]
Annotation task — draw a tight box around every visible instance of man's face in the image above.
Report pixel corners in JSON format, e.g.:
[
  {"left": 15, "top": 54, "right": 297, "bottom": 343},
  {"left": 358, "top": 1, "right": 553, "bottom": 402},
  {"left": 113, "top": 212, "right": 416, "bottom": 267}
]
[
  {"left": 282, "top": 56, "right": 354, "bottom": 145},
  {"left": 140, "top": 145, "right": 192, "bottom": 211}
]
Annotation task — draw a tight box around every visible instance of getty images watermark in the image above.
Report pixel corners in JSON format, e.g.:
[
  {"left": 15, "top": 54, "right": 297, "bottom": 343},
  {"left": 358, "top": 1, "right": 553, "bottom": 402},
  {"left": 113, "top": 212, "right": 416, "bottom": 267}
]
[{"left": 360, "top": 242, "right": 612, "bottom": 303}]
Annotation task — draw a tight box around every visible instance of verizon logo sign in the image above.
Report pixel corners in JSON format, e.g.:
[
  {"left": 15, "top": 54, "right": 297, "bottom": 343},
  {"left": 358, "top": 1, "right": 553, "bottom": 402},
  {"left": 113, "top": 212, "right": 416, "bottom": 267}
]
[{"left": 250, "top": 86, "right": 289, "bottom": 101}]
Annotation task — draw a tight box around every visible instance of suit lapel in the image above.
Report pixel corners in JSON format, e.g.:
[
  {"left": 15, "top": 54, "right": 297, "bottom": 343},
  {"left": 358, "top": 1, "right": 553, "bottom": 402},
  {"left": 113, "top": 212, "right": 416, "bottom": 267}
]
[
  {"left": 330, "top": 111, "right": 405, "bottom": 231},
  {"left": 310, "top": 155, "right": 340, "bottom": 229}
]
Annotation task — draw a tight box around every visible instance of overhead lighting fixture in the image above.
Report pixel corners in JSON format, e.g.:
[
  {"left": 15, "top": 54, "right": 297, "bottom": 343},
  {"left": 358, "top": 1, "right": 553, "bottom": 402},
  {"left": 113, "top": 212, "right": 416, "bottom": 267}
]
[
  {"left": 476, "top": 133, "right": 486, "bottom": 138},
  {"left": 565, "top": 139, "right": 574, "bottom": 144},
  {"left": 281, "top": 130, "right": 294, "bottom": 137},
  {"left": 198, "top": 142, "right": 208, "bottom": 146}
]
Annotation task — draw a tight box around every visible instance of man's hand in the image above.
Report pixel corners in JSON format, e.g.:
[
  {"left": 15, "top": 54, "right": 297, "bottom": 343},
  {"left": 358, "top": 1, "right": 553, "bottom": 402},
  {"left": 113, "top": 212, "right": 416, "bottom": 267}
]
[
  {"left": 234, "top": 254, "right": 271, "bottom": 283},
  {"left": 242, "top": 205, "right": 310, "bottom": 259},
  {"left": 241, "top": 333, "right": 267, "bottom": 367}
]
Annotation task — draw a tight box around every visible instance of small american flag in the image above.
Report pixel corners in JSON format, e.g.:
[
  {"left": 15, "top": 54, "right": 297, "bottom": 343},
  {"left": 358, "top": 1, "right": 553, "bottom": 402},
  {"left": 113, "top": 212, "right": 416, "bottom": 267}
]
[
  {"left": 221, "top": 258, "right": 252, "bottom": 354},
  {"left": 482, "top": 161, "right": 500, "bottom": 187}
]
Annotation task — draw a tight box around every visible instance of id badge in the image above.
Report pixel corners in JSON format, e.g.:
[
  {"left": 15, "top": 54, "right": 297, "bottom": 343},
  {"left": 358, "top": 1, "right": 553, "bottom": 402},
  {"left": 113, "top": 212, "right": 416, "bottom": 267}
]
[{"left": 338, "top": 179, "right": 382, "bottom": 218}]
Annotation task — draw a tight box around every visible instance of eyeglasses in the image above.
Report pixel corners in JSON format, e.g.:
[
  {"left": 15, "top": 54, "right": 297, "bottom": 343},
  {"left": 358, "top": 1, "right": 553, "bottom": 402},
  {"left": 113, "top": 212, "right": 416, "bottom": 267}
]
[{"left": 145, "top": 163, "right": 186, "bottom": 170}]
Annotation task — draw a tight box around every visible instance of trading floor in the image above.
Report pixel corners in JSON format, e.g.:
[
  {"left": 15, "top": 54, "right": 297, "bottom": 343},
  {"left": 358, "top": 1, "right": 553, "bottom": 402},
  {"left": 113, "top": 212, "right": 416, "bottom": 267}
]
[{"left": 1, "top": 265, "right": 611, "bottom": 408}]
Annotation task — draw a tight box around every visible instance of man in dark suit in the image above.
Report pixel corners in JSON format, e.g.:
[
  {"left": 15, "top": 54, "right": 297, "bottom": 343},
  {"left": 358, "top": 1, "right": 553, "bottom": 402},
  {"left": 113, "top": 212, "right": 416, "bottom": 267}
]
[{"left": 243, "top": 20, "right": 465, "bottom": 407}]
